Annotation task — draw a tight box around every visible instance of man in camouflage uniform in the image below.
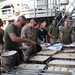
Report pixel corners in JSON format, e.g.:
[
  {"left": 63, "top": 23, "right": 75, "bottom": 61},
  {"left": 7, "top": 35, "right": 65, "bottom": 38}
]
[{"left": 21, "top": 18, "right": 41, "bottom": 62}]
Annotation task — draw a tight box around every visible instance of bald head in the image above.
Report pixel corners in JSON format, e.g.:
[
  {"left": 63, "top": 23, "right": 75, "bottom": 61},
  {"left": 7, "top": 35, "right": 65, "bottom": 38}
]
[
  {"left": 14, "top": 15, "right": 27, "bottom": 28},
  {"left": 18, "top": 15, "right": 27, "bottom": 26}
]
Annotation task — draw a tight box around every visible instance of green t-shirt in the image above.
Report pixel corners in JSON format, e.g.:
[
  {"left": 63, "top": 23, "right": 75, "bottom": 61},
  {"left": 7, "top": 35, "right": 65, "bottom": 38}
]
[
  {"left": 4, "top": 24, "right": 19, "bottom": 50},
  {"left": 0, "top": 28, "right": 4, "bottom": 44},
  {"left": 49, "top": 25, "right": 59, "bottom": 38},
  {"left": 61, "top": 28, "right": 73, "bottom": 44}
]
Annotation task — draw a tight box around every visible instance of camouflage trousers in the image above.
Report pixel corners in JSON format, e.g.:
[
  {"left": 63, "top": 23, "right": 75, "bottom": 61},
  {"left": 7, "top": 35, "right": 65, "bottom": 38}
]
[
  {"left": 22, "top": 46, "right": 37, "bottom": 63},
  {"left": 0, "top": 45, "right": 3, "bottom": 54},
  {"left": 1, "top": 50, "right": 20, "bottom": 72}
]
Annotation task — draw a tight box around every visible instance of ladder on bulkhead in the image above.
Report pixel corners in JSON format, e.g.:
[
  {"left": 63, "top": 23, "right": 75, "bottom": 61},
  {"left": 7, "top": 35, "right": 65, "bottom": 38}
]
[
  {"left": 66, "top": 0, "right": 75, "bottom": 27},
  {"left": 55, "top": 0, "right": 75, "bottom": 42},
  {"left": 54, "top": 0, "right": 75, "bottom": 28}
]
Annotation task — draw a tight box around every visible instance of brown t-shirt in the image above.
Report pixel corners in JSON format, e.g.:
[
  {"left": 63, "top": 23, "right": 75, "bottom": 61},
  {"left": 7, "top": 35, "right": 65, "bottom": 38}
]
[{"left": 49, "top": 25, "right": 59, "bottom": 38}]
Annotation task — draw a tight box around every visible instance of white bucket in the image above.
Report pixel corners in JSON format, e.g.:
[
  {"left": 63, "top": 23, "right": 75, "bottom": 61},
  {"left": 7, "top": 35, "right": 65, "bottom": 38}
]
[
  {"left": 1, "top": 51, "right": 17, "bottom": 72},
  {"left": 1, "top": 51, "right": 17, "bottom": 57}
]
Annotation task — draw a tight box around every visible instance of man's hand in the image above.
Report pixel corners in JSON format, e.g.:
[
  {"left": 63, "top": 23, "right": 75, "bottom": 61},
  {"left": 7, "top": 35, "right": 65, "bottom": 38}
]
[
  {"left": 32, "top": 41, "right": 37, "bottom": 45},
  {"left": 27, "top": 41, "right": 37, "bottom": 46}
]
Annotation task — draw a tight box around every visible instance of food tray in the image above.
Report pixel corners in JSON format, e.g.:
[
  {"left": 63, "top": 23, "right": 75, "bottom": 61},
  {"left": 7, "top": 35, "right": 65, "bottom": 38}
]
[
  {"left": 40, "top": 70, "right": 72, "bottom": 75},
  {"left": 18, "top": 63, "right": 46, "bottom": 70},
  {"left": 37, "top": 50, "right": 57, "bottom": 55},
  {"left": 52, "top": 53, "right": 75, "bottom": 59},
  {"left": 16, "top": 69, "right": 40, "bottom": 75},
  {"left": 62, "top": 48, "right": 75, "bottom": 53},
  {"left": 29, "top": 55, "right": 50, "bottom": 64},
  {"left": 63, "top": 43, "right": 75, "bottom": 48},
  {"left": 47, "top": 66, "right": 75, "bottom": 72},
  {"left": 2, "top": 72, "right": 38, "bottom": 75},
  {"left": 48, "top": 59, "right": 75, "bottom": 67},
  {"left": 18, "top": 72, "right": 38, "bottom": 75}
]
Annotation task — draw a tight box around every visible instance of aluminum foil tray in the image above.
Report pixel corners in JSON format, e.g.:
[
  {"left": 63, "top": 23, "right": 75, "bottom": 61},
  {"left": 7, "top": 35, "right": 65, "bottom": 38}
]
[
  {"left": 52, "top": 53, "right": 75, "bottom": 59},
  {"left": 29, "top": 55, "right": 50, "bottom": 63},
  {"left": 18, "top": 63, "right": 46, "bottom": 70},
  {"left": 48, "top": 60, "right": 75, "bottom": 67},
  {"left": 37, "top": 50, "right": 57, "bottom": 55},
  {"left": 40, "top": 70, "right": 73, "bottom": 75},
  {"left": 47, "top": 66, "right": 75, "bottom": 73}
]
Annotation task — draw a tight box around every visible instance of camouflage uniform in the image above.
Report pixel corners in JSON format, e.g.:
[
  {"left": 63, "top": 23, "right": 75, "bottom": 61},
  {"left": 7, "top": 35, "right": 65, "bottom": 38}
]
[{"left": 21, "top": 25, "right": 39, "bottom": 62}]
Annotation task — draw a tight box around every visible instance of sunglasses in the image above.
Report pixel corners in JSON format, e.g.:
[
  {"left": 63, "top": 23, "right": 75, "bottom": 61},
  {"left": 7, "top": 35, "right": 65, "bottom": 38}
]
[
  {"left": 19, "top": 19, "right": 24, "bottom": 26},
  {"left": 31, "top": 22, "right": 37, "bottom": 26},
  {"left": 34, "top": 24, "right": 37, "bottom": 26}
]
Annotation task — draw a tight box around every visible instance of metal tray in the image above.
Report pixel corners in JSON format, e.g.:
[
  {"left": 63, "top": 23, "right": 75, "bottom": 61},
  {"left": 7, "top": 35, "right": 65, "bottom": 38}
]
[
  {"left": 2, "top": 72, "right": 38, "bottom": 75},
  {"left": 62, "top": 48, "right": 75, "bottom": 53},
  {"left": 48, "top": 59, "right": 75, "bottom": 67},
  {"left": 16, "top": 70, "right": 39, "bottom": 75},
  {"left": 29, "top": 55, "right": 50, "bottom": 64},
  {"left": 37, "top": 50, "right": 57, "bottom": 56},
  {"left": 40, "top": 70, "right": 73, "bottom": 75},
  {"left": 47, "top": 66, "right": 75, "bottom": 73},
  {"left": 18, "top": 63, "right": 46, "bottom": 70},
  {"left": 63, "top": 43, "right": 75, "bottom": 48},
  {"left": 52, "top": 53, "right": 75, "bottom": 59}
]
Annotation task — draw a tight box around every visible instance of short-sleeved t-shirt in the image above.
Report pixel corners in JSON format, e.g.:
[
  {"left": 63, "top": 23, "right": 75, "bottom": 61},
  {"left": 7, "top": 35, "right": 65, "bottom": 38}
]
[
  {"left": 4, "top": 24, "right": 19, "bottom": 50},
  {"left": 49, "top": 25, "right": 59, "bottom": 38},
  {"left": 0, "top": 28, "right": 4, "bottom": 45},
  {"left": 61, "top": 28, "right": 73, "bottom": 44}
]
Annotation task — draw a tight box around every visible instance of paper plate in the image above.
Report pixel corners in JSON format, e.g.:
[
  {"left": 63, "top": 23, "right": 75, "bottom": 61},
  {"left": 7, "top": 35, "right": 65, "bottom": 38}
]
[{"left": 1, "top": 51, "right": 17, "bottom": 56}]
